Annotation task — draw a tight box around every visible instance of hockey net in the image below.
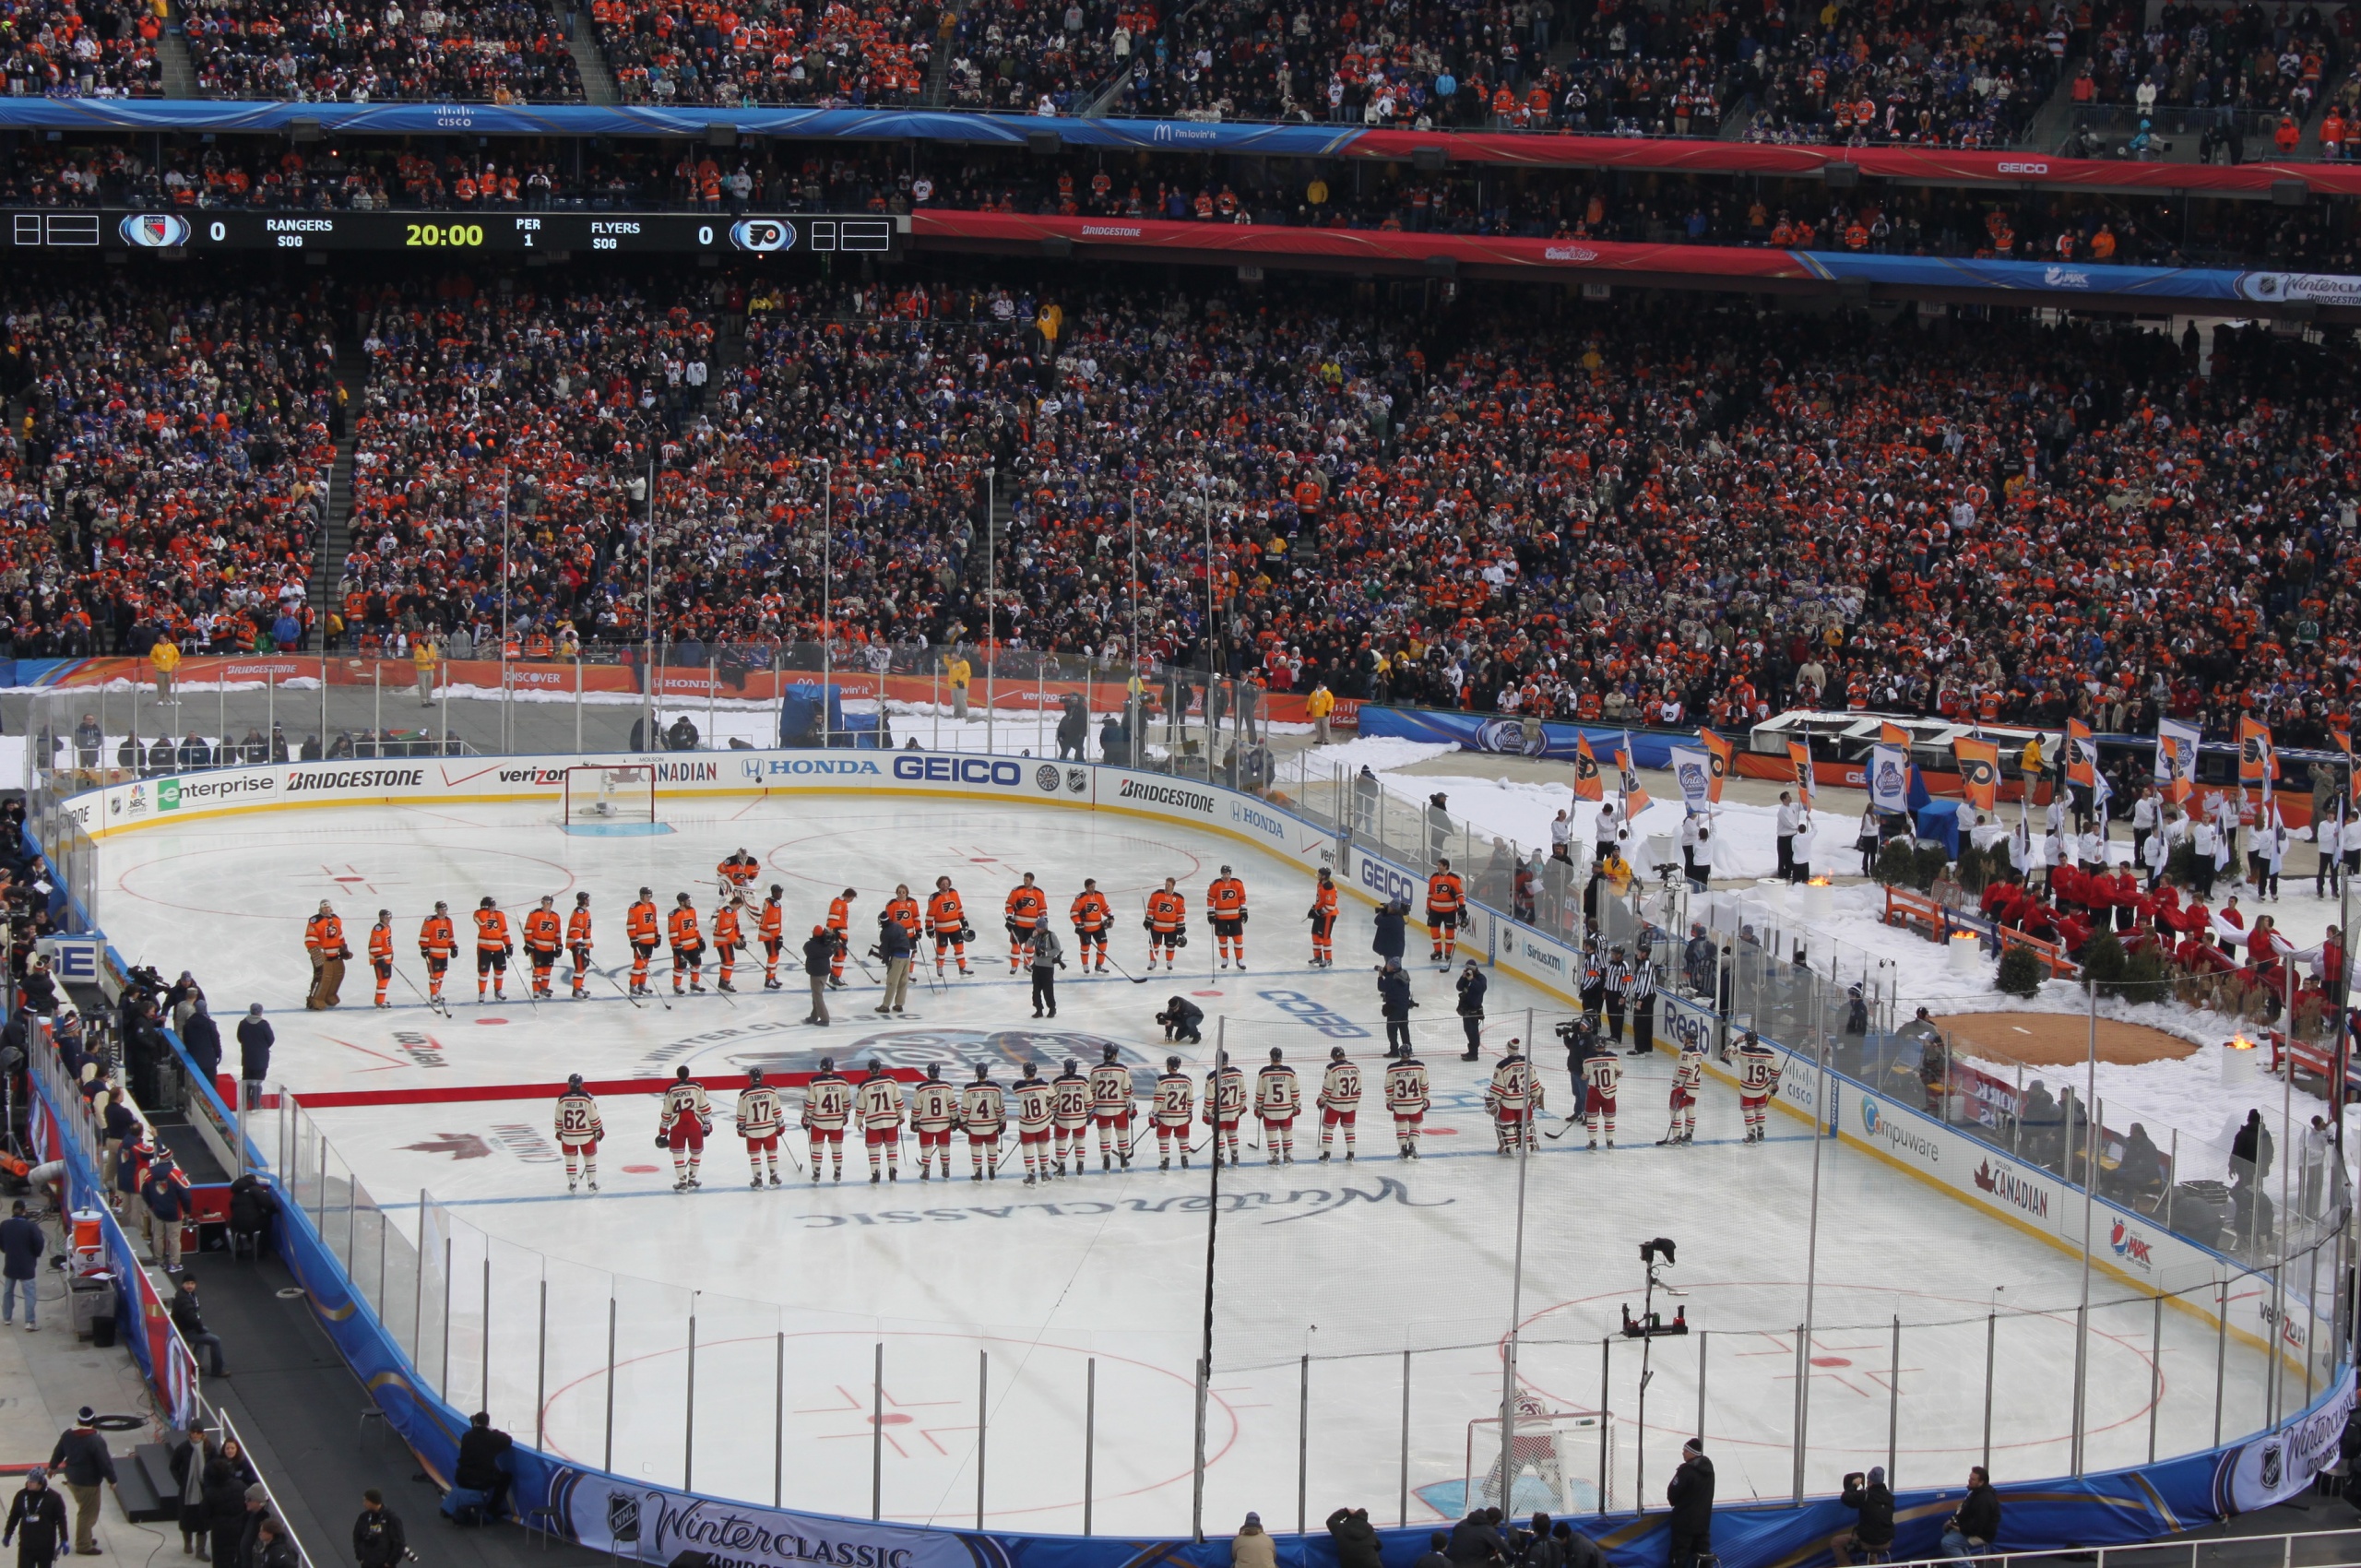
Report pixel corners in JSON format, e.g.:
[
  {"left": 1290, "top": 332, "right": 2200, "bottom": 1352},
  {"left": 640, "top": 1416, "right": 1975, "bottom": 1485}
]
[
  {"left": 563, "top": 764, "right": 658, "bottom": 826},
  {"left": 1465, "top": 1407, "right": 1616, "bottom": 1515}
]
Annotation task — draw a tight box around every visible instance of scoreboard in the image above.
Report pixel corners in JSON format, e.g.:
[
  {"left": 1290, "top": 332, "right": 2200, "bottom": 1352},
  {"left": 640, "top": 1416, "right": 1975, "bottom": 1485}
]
[{"left": 9, "top": 209, "right": 901, "bottom": 256}]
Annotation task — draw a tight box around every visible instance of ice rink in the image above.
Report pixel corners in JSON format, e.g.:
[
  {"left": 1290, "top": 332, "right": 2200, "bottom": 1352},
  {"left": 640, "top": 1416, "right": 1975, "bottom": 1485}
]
[{"left": 98, "top": 791, "right": 2282, "bottom": 1535}]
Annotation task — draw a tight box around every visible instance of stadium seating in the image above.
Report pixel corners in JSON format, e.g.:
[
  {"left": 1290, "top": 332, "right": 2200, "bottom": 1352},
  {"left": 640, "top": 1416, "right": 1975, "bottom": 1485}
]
[
  {"left": 0, "top": 0, "right": 166, "bottom": 98},
  {"left": 589, "top": 0, "right": 938, "bottom": 106},
  {"left": 180, "top": 0, "right": 582, "bottom": 101},
  {"left": 0, "top": 282, "right": 337, "bottom": 657}
]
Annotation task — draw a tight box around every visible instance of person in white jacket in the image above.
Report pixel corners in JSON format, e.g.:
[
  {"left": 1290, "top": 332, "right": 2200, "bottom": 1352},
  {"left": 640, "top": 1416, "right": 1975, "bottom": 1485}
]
[
  {"left": 2318, "top": 813, "right": 2345, "bottom": 899},
  {"left": 2255, "top": 809, "right": 2287, "bottom": 900},
  {"left": 2142, "top": 818, "right": 2171, "bottom": 890}
]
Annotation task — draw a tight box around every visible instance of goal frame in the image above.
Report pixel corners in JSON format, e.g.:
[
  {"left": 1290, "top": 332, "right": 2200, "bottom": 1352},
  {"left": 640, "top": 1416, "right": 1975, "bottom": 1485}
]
[
  {"left": 562, "top": 763, "right": 658, "bottom": 827},
  {"left": 1465, "top": 1407, "right": 1616, "bottom": 1515}
]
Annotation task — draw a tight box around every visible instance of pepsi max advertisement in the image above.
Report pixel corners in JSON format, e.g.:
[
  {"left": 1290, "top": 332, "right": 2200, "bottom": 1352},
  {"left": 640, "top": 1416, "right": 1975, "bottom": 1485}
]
[{"left": 10, "top": 209, "right": 897, "bottom": 256}]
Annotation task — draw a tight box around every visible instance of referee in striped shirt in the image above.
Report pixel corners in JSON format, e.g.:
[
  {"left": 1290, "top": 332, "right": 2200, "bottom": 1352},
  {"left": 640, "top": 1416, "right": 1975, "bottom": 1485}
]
[
  {"left": 1602, "top": 948, "right": 1631, "bottom": 1044},
  {"left": 1622, "top": 951, "right": 1659, "bottom": 1056}
]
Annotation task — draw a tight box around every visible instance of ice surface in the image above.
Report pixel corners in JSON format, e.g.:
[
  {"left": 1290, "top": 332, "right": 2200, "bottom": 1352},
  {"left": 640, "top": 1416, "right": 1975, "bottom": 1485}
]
[{"left": 100, "top": 794, "right": 2281, "bottom": 1536}]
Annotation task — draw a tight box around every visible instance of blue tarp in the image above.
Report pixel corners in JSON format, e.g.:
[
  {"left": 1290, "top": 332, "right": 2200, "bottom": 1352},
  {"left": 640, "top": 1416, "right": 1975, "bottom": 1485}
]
[{"left": 1357, "top": 706, "right": 1691, "bottom": 768}]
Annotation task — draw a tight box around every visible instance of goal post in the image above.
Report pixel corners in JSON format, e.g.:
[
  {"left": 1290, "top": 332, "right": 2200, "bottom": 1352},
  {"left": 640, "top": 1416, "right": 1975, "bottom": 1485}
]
[
  {"left": 1465, "top": 1408, "right": 1615, "bottom": 1515},
  {"left": 563, "top": 764, "right": 658, "bottom": 830}
]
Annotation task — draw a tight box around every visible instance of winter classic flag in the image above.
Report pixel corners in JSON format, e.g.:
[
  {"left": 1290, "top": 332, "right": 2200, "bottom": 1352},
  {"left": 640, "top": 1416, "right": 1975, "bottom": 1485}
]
[
  {"left": 2156, "top": 717, "right": 2201, "bottom": 803},
  {"left": 1953, "top": 737, "right": 2001, "bottom": 814},
  {"left": 1699, "top": 729, "right": 1734, "bottom": 804},
  {"left": 1869, "top": 743, "right": 1911, "bottom": 814},
  {"left": 1788, "top": 739, "right": 1814, "bottom": 810},
  {"left": 1616, "top": 734, "right": 1652, "bottom": 818},
  {"left": 1572, "top": 734, "right": 1605, "bottom": 802},
  {"left": 1669, "top": 746, "right": 1714, "bottom": 810}
]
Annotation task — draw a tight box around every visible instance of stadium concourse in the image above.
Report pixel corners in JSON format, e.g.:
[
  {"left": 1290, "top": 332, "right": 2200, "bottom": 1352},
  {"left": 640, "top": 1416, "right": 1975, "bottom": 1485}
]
[{"left": 89, "top": 781, "right": 2279, "bottom": 1537}]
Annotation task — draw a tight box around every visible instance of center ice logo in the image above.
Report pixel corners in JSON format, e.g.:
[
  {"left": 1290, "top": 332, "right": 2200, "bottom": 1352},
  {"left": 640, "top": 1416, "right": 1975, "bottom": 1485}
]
[{"left": 722, "top": 1028, "right": 1156, "bottom": 1083}]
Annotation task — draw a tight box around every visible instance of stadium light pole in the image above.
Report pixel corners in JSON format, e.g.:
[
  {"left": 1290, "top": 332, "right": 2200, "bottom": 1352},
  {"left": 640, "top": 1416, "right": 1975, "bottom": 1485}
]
[{"left": 807, "top": 458, "right": 832, "bottom": 748}]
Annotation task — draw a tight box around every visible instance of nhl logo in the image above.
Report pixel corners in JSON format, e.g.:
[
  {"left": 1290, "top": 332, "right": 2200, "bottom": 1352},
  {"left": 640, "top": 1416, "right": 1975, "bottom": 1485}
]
[
  {"left": 1034, "top": 765, "right": 1061, "bottom": 793},
  {"left": 605, "top": 1491, "right": 639, "bottom": 1543},
  {"left": 2260, "top": 1440, "right": 2284, "bottom": 1491},
  {"left": 1065, "top": 767, "right": 1087, "bottom": 794}
]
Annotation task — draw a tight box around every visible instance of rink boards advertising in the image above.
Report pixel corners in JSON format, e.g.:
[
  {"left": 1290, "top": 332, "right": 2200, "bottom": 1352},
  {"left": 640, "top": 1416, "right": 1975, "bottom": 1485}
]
[
  {"left": 8, "top": 209, "right": 902, "bottom": 255},
  {"left": 37, "top": 748, "right": 2355, "bottom": 1564}
]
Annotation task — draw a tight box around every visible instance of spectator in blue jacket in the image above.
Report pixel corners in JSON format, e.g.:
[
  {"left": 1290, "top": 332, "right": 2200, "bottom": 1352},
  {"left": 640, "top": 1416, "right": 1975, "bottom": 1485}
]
[{"left": 0, "top": 1202, "right": 43, "bottom": 1331}]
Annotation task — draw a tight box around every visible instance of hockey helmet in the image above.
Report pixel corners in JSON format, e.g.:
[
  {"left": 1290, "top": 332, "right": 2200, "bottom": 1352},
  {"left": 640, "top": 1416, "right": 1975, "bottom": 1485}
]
[
  {"left": 575, "top": 892, "right": 591, "bottom": 905},
  {"left": 748, "top": 1068, "right": 765, "bottom": 1086},
  {"left": 479, "top": 896, "right": 495, "bottom": 909},
  {"left": 566, "top": 1073, "right": 583, "bottom": 1090},
  {"left": 770, "top": 885, "right": 784, "bottom": 897},
  {"left": 926, "top": 1063, "right": 943, "bottom": 1080},
  {"left": 674, "top": 1066, "right": 691, "bottom": 1081},
  {"left": 1330, "top": 1045, "right": 1347, "bottom": 1061},
  {"left": 819, "top": 1056, "right": 836, "bottom": 1072},
  {"left": 1269, "top": 1047, "right": 1284, "bottom": 1063},
  {"left": 1102, "top": 1044, "right": 1119, "bottom": 1062},
  {"left": 1062, "top": 1058, "right": 1078, "bottom": 1075},
  {"left": 1219, "top": 865, "right": 1232, "bottom": 876},
  {"left": 1166, "top": 1055, "right": 1181, "bottom": 1072},
  {"left": 973, "top": 1062, "right": 991, "bottom": 1079}
]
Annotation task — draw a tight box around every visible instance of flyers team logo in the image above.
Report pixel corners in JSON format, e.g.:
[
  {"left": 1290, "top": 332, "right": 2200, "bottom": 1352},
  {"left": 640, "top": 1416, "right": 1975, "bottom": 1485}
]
[
  {"left": 120, "top": 213, "right": 190, "bottom": 248},
  {"left": 1573, "top": 751, "right": 1600, "bottom": 789},
  {"left": 2243, "top": 733, "right": 2271, "bottom": 768},
  {"left": 1959, "top": 754, "right": 1997, "bottom": 794},
  {"left": 728, "top": 218, "right": 796, "bottom": 253}
]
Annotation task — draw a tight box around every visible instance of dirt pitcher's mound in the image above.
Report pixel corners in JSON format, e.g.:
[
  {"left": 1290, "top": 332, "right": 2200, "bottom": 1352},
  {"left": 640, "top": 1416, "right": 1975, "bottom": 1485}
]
[{"left": 1930, "top": 1012, "right": 2199, "bottom": 1067}]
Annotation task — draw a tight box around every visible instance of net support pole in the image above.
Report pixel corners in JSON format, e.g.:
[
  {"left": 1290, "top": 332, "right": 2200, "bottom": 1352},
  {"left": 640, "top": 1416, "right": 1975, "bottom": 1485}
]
[
  {"left": 776, "top": 1331, "right": 786, "bottom": 1510},
  {"left": 575, "top": 658, "right": 583, "bottom": 756},
  {"left": 480, "top": 1255, "right": 491, "bottom": 1422},
  {"left": 1982, "top": 1311, "right": 1995, "bottom": 1475},
  {"left": 439, "top": 1236, "right": 452, "bottom": 1396},
  {"left": 1696, "top": 1331, "right": 1707, "bottom": 1454},
  {"left": 411, "top": 1193, "right": 426, "bottom": 1373},
  {"left": 535, "top": 1277, "right": 547, "bottom": 1451},
  {"left": 1399, "top": 1349, "right": 1411, "bottom": 1529},
  {"left": 1599, "top": 1338, "right": 1612, "bottom": 1510},
  {"left": 2213, "top": 1275, "right": 2229, "bottom": 1447},
  {"left": 2147, "top": 1291, "right": 2164, "bottom": 1464},
  {"left": 2070, "top": 979, "right": 2099, "bottom": 1477},
  {"left": 1500, "top": 1040, "right": 1535, "bottom": 1519},
  {"left": 603, "top": 1296, "right": 616, "bottom": 1473},
  {"left": 1886, "top": 1315, "right": 1900, "bottom": 1488},
  {"left": 1297, "top": 1352, "right": 1309, "bottom": 1538},
  {"left": 1192, "top": 1018, "right": 1225, "bottom": 1542}
]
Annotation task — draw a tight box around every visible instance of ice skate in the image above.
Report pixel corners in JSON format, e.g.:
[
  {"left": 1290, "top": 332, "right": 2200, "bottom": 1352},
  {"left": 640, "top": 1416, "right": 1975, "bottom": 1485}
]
[
  {"left": 768, "top": 1171, "right": 781, "bottom": 1186},
  {"left": 751, "top": 1174, "right": 764, "bottom": 1189},
  {"left": 1101, "top": 1151, "right": 1111, "bottom": 1170},
  {"left": 567, "top": 1178, "right": 578, "bottom": 1194},
  {"left": 1160, "top": 1156, "right": 1171, "bottom": 1170},
  {"left": 717, "top": 980, "right": 736, "bottom": 993},
  {"left": 1319, "top": 1148, "right": 1332, "bottom": 1162},
  {"left": 1345, "top": 1150, "right": 1354, "bottom": 1161},
  {"left": 587, "top": 1178, "right": 599, "bottom": 1192},
  {"left": 764, "top": 978, "right": 782, "bottom": 991},
  {"left": 1025, "top": 1172, "right": 1038, "bottom": 1187}
]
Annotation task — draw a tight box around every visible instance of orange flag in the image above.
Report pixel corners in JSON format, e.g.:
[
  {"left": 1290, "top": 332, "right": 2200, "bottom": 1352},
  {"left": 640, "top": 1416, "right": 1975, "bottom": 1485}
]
[
  {"left": 1700, "top": 729, "right": 1733, "bottom": 804},
  {"left": 2065, "top": 719, "right": 2095, "bottom": 790},
  {"left": 1572, "top": 734, "right": 1605, "bottom": 802},
  {"left": 1953, "top": 737, "right": 2001, "bottom": 814},
  {"left": 1787, "top": 739, "right": 1813, "bottom": 811}
]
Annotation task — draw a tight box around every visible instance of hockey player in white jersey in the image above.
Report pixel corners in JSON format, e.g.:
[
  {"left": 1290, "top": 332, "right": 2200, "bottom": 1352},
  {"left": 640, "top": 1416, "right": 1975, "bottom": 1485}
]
[
  {"left": 658, "top": 1065, "right": 712, "bottom": 1191},
  {"left": 858, "top": 1060, "right": 907, "bottom": 1183},
  {"left": 1316, "top": 1046, "right": 1361, "bottom": 1162},
  {"left": 1014, "top": 1063, "right": 1055, "bottom": 1186},
  {"left": 803, "top": 1056, "right": 853, "bottom": 1183},
  {"left": 1204, "top": 1052, "right": 1245, "bottom": 1167},
  {"left": 911, "top": 1063, "right": 961, "bottom": 1180},
  {"left": 1087, "top": 1045, "right": 1135, "bottom": 1172},
  {"left": 962, "top": 1063, "right": 1006, "bottom": 1182},
  {"left": 553, "top": 1074, "right": 603, "bottom": 1194},
  {"left": 1736, "top": 1030, "right": 1778, "bottom": 1143},
  {"left": 1384, "top": 1047, "right": 1430, "bottom": 1158},
  {"left": 1582, "top": 1046, "right": 1621, "bottom": 1149},
  {"left": 1255, "top": 1047, "right": 1301, "bottom": 1164},
  {"left": 735, "top": 1067, "right": 786, "bottom": 1188},
  {"left": 1662, "top": 1042, "right": 1705, "bottom": 1146},
  {"left": 1486, "top": 1039, "right": 1535, "bottom": 1154},
  {"left": 1051, "top": 1059, "right": 1091, "bottom": 1176},
  {"left": 1152, "top": 1056, "right": 1195, "bottom": 1169}
]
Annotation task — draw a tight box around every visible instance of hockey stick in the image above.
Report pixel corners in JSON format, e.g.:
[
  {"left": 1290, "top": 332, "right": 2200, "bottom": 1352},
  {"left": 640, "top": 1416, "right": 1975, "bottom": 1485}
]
[
  {"left": 390, "top": 960, "right": 449, "bottom": 1018},
  {"left": 1102, "top": 948, "right": 1151, "bottom": 985}
]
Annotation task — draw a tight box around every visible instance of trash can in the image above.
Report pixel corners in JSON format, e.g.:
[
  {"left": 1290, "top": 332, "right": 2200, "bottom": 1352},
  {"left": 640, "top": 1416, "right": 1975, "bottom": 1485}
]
[{"left": 68, "top": 1274, "right": 113, "bottom": 1340}]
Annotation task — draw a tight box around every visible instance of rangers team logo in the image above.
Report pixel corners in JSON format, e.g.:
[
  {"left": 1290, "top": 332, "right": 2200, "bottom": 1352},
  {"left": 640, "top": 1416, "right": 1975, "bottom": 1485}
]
[
  {"left": 728, "top": 218, "right": 796, "bottom": 253},
  {"left": 120, "top": 213, "right": 190, "bottom": 248},
  {"left": 1064, "top": 767, "right": 1088, "bottom": 794},
  {"left": 1035, "top": 765, "right": 1062, "bottom": 793}
]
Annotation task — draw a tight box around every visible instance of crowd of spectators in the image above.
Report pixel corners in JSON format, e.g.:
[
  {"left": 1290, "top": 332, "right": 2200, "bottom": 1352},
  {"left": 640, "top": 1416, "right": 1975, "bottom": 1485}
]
[
  {"left": 6, "top": 264, "right": 2361, "bottom": 754},
  {"left": 590, "top": 0, "right": 940, "bottom": 105},
  {"left": 180, "top": 0, "right": 581, "bottom": 101},
  {"left": 1736, "top": 0, "right": 2059, "bottom": 148},
  {"left": 2071, "top": 0, "right": 2343, "bottom": 130},
  {"left": 309, "top": 269, "right": 2361, "bottom": 755},
  {"left": 0, "top": 280, "right": 338, "bottom": 659},
  {"left": 0, "top": 0, "right": 166, "bottom": 98}
]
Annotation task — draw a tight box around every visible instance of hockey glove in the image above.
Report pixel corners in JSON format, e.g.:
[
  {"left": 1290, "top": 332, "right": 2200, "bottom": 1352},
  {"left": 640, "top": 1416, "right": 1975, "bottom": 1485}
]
[{"left": 654, "top": 1131, "right": 669, "bottom": 1147}]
